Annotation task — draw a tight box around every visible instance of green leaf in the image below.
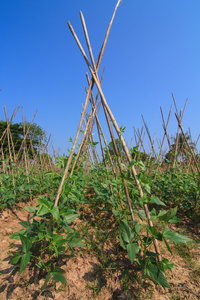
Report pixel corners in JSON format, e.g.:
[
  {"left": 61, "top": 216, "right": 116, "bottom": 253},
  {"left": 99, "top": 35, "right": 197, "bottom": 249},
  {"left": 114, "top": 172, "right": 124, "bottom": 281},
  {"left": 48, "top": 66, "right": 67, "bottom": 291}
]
[
  {"left": 145, "top": 184, "right": 151, "bottom": 194},
  {"left": 19, "top": 221, "right": 31, "bottom": 229},
  {"left": 41, "top": 271, "right": 51, "bottom": 292},
  {"left": 160, "top": 258, "right": 176, "bottom": 271},
  {"left": 146, "top": 264, "right": 170, "bottom": 288},
  {"left": 92, "top": 142, "right": 98, "bottom": 146},
  {"left": 9, "top": 229, "right": 26, "bottom": 240},
  {"left": 163, "top": 225, "right": 191, "bottom": 243},
  {"left": 20, "top": 252, "right": 32, "bottom": 274},
  {"left": 159, "top": 207, "right": 178, "bottom": 222},
  {"left": 52, "top": 267, "right": 65, "bottom": 274},
  {"left": 9, "top": 251, "right": 21, "bottom": 265},
  {"left": 68, "top": 238, "right": 85, "bottom": 247},
  {"left": 150, "top": 196, "right": 166, "bottom": 206},
  {"left": 62, "top": 213, "right": 79, "bottom": 224},
  {"left": 51, "top": 207, "right": 59, "bottom": 220},
  {"left": 120, "top": 220, "right": 135, "bottom": 244},
  {"left": 24, "top": 206, "right": 37, "bottom": 213},
  {"left": 168, "top": 216, "right": 181, "bottom": 223},
  {"left": 37, "top": 204, "right": 50, "bottom": 216},
  {"left": 127, "top": 243, "right": 139, "bottom": 263},
  {"left": 19, "top": 234, "right": 32, "bottom": 253},
  {"left": 37, "top": 197, "right": 52, "bottom": 209},
  {"left": 52, "top": 235, "right": 64, "bottom": 244},
  {"left": 61, "top": 221, "right": 73, "bottom": 233},
  {"left": 135, "top": 222, "right": 141, "bottom": 234},
  {"left": 52, "top": 274, "right": 67, "bottom": 283},
  {"left": 137, "top": 161, "right": 146, "bottom": 171}
]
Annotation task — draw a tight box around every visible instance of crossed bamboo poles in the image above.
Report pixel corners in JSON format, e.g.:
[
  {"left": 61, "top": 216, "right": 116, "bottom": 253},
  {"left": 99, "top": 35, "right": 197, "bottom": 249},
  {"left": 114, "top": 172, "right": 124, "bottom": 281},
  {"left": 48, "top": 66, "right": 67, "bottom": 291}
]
[{"left": 54, "top": 0, "right": 162, "bottom": 259}]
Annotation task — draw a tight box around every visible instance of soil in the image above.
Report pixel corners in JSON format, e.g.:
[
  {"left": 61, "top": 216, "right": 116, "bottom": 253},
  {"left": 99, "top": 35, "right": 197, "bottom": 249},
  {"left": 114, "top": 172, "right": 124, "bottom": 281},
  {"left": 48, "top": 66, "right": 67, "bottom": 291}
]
[{"left": 0, "top": 199, "right": 200, "bottom": 300}]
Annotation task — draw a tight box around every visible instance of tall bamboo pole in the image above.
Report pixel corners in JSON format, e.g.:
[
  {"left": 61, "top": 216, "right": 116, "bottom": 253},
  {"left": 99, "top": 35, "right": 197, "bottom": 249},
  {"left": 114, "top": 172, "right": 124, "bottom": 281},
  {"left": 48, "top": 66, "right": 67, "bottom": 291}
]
[
  {"left": 54, "top": 1, "right": 122, "bottom": 207},
  {"left": 159, "top": 105, "right": 172, "bottom": 157}
]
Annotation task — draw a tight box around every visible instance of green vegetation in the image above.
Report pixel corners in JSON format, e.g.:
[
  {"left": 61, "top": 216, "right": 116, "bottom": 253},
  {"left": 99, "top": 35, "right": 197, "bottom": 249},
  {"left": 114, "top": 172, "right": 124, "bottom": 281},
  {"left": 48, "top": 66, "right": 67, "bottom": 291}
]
[{"left": 1, "top": 121, "right": 199, "bottom": 294}]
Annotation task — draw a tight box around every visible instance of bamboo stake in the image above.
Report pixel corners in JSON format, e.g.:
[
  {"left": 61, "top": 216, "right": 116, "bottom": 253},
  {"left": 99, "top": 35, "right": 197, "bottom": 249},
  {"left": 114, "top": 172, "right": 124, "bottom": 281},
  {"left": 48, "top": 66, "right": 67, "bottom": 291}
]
[
  {"left": 69, "top": 90, "right": 101, "bottom": 177},
  {"left": 87, "top": 90, "right": 123, "bottom": 205},
  {"left": 85, "top": 113, "right": 100, "bottom": 164},
  {"left": 83, "top": 116, "right": 98, "bottom": 165},
  {"left": 137, "top": 127, "right": 146, "bottom": 154},
  {"left": 85, "top": 72, "right": 116, "bottom": 172},
  {"left": 88, "top": 91, "right": 116, "bottom": 173},
  {"left": 22, "top": 110, "right": 30, "bottom": 185},
  {"left": 16, "top": 110, "right": 38, "bottom": 160},
  {"left": 172, "top": 94, "right": 188, "bottom": 167},
  {"left": 1, "top": 146, "right": 6, "bottom": 173},
  {"left": 148, "top": 133, "right": 156, "bottom": 162},
  {"left": 103, "top": 102, "right": 135, "bottom": 221},
  {"left": 4, "top": 106, "right": 16, "bottom": 188},
  {"left": 82, "top": 123, "right": 94, "bottom": 164},
  {"left": 141, "top": 115, "right": 157, "bottom": 159},
  {"left": 159, "top": 105, "right": 172, "bottom": 157},
  {"left": 4, "top": 106, "right": 13, "bottom": 164}
]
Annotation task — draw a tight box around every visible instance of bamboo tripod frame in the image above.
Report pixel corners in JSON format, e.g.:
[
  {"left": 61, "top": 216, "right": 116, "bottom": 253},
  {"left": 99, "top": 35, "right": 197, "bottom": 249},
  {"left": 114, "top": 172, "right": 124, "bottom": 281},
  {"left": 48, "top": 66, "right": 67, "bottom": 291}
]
[{"left": 54, "top": 0, "right": 161, "bottom": 260}]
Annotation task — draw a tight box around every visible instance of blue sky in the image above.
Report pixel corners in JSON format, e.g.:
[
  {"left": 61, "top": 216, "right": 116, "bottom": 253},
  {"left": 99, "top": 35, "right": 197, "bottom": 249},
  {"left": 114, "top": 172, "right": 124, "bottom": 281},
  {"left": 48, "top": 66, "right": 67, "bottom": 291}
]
[{"left": 1, "top": 0, "right": 200, "bottom": 156}]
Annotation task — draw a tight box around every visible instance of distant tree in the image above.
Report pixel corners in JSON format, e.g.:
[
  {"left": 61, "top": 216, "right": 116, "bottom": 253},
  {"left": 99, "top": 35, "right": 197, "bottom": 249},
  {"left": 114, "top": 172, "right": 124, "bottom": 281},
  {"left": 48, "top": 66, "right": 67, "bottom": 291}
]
[{"left": 0, "top": 121, "right": 46, "bottom": 159}]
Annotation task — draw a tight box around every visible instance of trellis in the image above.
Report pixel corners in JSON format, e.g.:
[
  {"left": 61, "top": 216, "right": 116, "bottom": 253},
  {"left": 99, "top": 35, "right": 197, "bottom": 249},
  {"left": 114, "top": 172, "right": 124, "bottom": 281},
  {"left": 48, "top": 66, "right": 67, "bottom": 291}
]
[{"left": 54, "top": 0, "right": 162, "bottom": 259}]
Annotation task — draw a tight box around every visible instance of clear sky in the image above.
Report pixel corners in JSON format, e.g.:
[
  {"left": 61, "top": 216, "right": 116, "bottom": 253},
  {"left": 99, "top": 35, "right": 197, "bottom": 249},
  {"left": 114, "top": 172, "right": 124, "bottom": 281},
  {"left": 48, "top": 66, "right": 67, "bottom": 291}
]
[{"left": 1, "top": 0, "right": 200, "bottom": 156}]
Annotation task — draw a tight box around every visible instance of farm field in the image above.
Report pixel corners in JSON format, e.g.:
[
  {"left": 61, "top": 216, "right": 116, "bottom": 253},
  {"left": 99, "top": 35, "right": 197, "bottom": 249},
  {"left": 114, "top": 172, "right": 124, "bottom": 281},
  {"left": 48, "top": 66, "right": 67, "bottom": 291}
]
[
  {"left": 1, "top": 1, "right": 200, "bottom": 299},
  {"left": 0, "top": 137, "right": 200, "bottom": 299}
]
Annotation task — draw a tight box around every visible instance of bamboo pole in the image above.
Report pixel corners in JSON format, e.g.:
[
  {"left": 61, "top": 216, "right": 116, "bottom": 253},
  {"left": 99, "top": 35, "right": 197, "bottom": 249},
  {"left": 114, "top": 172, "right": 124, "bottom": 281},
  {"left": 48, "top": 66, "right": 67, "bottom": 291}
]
[
  {"left": 16, "top": 110, "right": 38, "bottom": 160},
  {"left": 69, "top": 92, "right": 101, "bottom": 177},
  {"left": 4, "top": 106, "right": 15, "bottom": 187},
  {"left": 54, "top": 0, "right": 120, "bottom": 206},
  {"left": 85, "top": 113, "right": 100, "bottom": 164},
  {"left": 83, "top": 116, "right": 98, "bottom": 165},
  {"left": 22, "top": 110, "right": 30, "bottom": 185},
  {"left": 87, "top": 89, "right": 123, "bottom": 206},
  {"left": 172, "top": 94, "right": 188, "bottom": 167},
  {"left": 142, "top": 115, "right": 157, "bottom": 159},
  {"left": 85, "top": 77, "right": 116, "bottom": 173},
  {"left": 159, "top": 105, "right": 172, "bottom": 157}
]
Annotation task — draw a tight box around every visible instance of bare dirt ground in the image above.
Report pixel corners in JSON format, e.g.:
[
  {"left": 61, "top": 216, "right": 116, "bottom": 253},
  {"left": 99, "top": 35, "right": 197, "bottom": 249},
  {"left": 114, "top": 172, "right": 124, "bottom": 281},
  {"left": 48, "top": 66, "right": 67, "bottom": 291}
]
[{"left": 0, "top": 199, "right": 200, "bottom": 300}]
